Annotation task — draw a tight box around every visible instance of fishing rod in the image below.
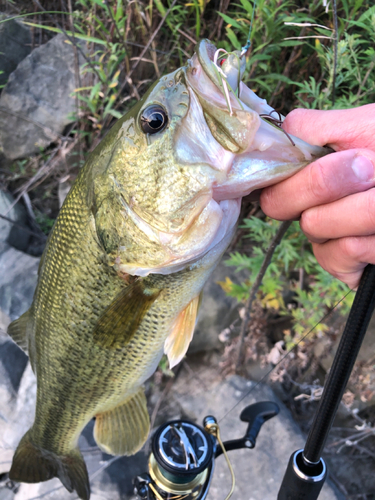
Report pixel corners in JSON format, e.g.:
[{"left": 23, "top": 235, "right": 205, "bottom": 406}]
[{"left": 133, "top": 264, "right": 375, "bottom": 500}]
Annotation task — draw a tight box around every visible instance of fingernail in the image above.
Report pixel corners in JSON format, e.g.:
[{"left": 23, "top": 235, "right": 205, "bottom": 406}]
[{"left": 352, "top": 155, "right": 374, "bottom": 181}]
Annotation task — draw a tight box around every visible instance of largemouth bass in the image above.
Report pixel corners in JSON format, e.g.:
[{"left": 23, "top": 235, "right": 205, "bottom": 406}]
[{"left": 8, "top": 40, "right": 329, "bottom": 499}]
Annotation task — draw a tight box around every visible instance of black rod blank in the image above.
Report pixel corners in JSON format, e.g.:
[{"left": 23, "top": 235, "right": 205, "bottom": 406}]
[{"left": 303, "top": 263, "right": 375, "bottom": 463}]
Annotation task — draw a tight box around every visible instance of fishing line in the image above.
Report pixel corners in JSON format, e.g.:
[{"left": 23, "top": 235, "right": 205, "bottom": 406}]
[
  {"left": 240, "top": 0, "right": 258, "bottom": 57},
  {"left": 217, "top": 287, "right": 354, "bottom": 423}
]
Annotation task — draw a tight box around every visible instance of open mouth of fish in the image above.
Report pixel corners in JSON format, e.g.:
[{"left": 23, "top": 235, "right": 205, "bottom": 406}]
[{"left": 180, "top": 39, "right": 326, "bottom": 202}]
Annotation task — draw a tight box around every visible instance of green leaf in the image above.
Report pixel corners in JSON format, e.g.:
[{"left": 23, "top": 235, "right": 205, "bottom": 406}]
[
  {"left": 217, "top": 12, "right": 246, "bottom": 31},
  {"left": 266, "top": 73, "right": 295, "bottom": 84},
  {"left": 107, "top": 109, "right": 123, "bottom": 119},
  {"left": 226, "top": 27, "right": 241, "bottom": 50},
  {"left": 278, "top": 40, "right": 304, "bottom": 47},
  {"left": 0, "top": 11, "right": 68, "bottom": 24},
  {"left": 239, "top": 0, "right": 254, "bottom": 16},
  {"left": 22, "top": 22, "right": 107, "bottom": 45}
]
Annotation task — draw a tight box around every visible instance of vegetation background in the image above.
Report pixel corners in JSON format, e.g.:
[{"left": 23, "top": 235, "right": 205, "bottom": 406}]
[{"left": 1, "top": 1, "right": 375, "bottom": 495}]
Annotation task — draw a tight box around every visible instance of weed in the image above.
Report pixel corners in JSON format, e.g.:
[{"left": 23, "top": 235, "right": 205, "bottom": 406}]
[{"left": 222, "top": 217, "right": 355, "bottom": 349}]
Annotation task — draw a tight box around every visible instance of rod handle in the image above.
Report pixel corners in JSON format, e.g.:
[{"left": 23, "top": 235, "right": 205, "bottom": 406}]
[{"left": 278, "top": 450, "right": 327, "bottom": 500}]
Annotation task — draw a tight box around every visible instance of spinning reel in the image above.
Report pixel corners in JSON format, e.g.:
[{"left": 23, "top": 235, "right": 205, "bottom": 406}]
[{"left": 133, "top": 401, "right": 279, "bottom": 500}]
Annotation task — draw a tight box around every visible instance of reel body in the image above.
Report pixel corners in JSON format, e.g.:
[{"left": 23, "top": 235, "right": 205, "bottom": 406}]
[{"left": 135, "top": 419, "right": 215, "bottom": 500}]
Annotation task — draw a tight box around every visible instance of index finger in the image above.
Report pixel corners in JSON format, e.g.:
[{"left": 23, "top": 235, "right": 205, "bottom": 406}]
[{"left": 282, "top": 105, "right": 375, "bottom": 151}]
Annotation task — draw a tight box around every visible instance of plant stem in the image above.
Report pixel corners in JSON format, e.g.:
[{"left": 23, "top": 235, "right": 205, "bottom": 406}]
[
  {"left": 331, "top": 0, "right": 338, "bottom": 106},
  {"left": 113, "top": 0, "right": 177, "bottom": 107},
  {"left": 236, "top": 220, "right": 292, "bottom": 371}
]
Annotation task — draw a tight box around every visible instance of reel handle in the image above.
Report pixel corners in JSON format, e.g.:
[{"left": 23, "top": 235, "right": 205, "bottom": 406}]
[{"left": 215, "top": 401, "right": 279, "bottom": 457}]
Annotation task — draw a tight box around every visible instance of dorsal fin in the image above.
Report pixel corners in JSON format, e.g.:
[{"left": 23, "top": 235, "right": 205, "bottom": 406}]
[{"left": 164, "top": 294, "right": 201, "bottom": 368}]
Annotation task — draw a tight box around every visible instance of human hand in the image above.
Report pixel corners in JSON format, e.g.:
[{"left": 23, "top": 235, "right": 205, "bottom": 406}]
[{"left": 260, "top": 104, "right": 375, "bottom": 289}]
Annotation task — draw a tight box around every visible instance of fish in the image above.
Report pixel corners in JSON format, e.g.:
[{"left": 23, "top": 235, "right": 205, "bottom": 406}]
[{"left": 7, "top": 39, "right": 329, "bottom": 500}]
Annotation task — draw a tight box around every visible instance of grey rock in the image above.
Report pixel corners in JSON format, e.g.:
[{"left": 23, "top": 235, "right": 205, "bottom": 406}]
[
  {"left": 0, "top": 362, "right": 36, "bottom": 451},
  {"left": 189, "top": 261, "right": 243, "bottom": 353},
  {"left": 0, "top": 191, "right": 29, "bottom": 251},
  {"left": 0, "top": 243, "right": 40, "bottom": 322},
  {"left": 0, "top": 15, "right": 31, "bottom": 87},
  {"left": 0, "top": 34, "right": 82, "bottom": 159},
  {"left": 2, "top": 358, "right": 346, "bottom": 499},
  {"left": 0, "top": 361, "right": 36, "bottom": 496},
  {"left": 0, "top": 243, "right": 39, "bottom": 411},
  {"left": 0, "top": 332, "right": 28, "bottom": 395},
  {"left": 58, "top": 179, "right": 72, "bottom": 208}
]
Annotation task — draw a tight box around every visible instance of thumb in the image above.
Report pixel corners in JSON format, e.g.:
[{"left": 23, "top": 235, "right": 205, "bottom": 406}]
[{"left": 283, "top": 104, "right": 375, "bottom": 152}]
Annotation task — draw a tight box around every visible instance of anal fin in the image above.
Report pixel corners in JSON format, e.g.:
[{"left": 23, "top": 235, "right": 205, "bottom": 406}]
[
  {"left": 7, "top": 310, "right": 31, "bottom": 354},
  {"left": 164, "top": 294, "right": 201, "bottom": 369},
  {"left": 94, "top": 387, "right": 150, "bottom": 456}
]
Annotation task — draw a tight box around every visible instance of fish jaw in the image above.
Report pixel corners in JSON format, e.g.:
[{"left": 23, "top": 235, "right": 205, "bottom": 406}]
[{"left": 181, "top": 39, "right": 331, "bottom": 202}]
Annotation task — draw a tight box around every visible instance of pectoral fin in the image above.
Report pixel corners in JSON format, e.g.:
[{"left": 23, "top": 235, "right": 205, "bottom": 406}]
[
  {"left": 93, "top": 280, "right": 161, "bottom": 349},
  {"left": 7, "top": 310, "right": 31, "bottom": 354},
  {"left": 164, "top": 294, "right": 201, "bottom": 369},
  {"left": 94, "top": 387, "right": 150, "bottom": 455}
]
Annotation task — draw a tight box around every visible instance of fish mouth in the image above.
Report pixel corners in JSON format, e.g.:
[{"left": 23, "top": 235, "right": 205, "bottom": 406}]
[{"left": 182, "top": 39, "right": 330, "bottom": 201}]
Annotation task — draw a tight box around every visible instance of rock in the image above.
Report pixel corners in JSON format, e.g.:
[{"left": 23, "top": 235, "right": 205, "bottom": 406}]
[
  {"left": 0, "top": 243, "right": 39, "bottom": 418},
  {"left": 0, "top": 15, "right": 31, "bottom": 87},
  {"left": 2, "top": 363, "right": 343, "bottom": 500},
  {"left": 189, "top": 261, "right": 243, "bottom": 353},
  {"left": 0, "top": 34, "right": 82, "bottom": 159},
  {"left": 1, "top": 357, "right": 346, "bottom": 499},
  {"left": 0, "top": 244, "right": 40, "bottom": 322},
  {"left": 58, "top": 179, "right": 72, "bottom": 208},
  {"left": 0, "top": 361, "right": 37, "bottom": 496},
  {"left": 0, "top": 195, "right": 37, "bottom": 408},
  {"left": 0, "top": 191, "right": 29, "bottom": 251},
  {"left": 0, "top": 362, "right": 36, "bottom": 450},
  {"left": 0, "top": 331, "right": 28, "bottom": 396}
]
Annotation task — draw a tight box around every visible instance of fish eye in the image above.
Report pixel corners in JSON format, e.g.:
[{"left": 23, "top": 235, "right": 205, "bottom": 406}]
[{"left": 140, "top": 104, "right": 168, "bottom": 134}]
